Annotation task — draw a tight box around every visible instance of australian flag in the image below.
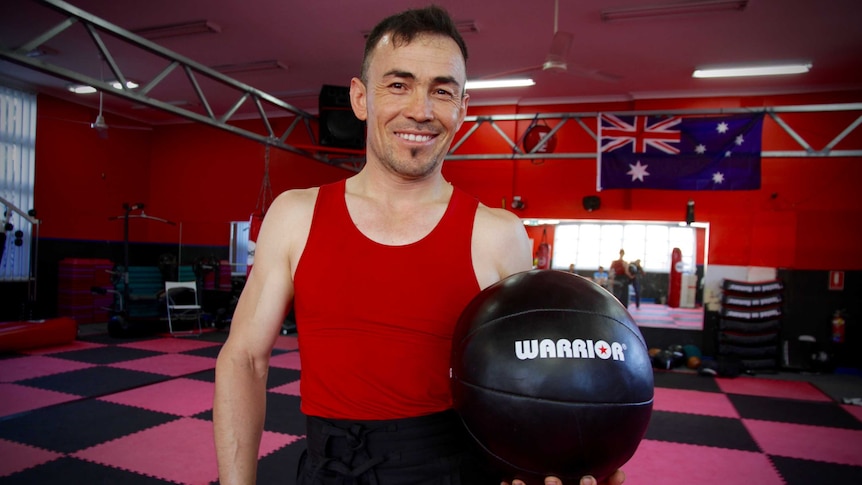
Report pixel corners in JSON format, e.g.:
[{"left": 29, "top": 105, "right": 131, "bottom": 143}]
[{"left": 597, "top": 113, "right": 764, "bottom": 190}]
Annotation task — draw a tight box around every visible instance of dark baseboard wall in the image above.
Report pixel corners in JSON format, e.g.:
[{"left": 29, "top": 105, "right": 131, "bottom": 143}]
[{"left": 0, "top": 238, "right": 229, "bottom": 322}]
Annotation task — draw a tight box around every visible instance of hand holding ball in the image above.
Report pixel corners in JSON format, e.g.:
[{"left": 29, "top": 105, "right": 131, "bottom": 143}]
[{"left": 451, "top": 270, "right": 654, "bottom": 483}]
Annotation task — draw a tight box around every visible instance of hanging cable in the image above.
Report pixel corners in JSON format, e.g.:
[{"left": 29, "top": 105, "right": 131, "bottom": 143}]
[{"left": 255, "top": 142, "right": 274, "bottom": 215}]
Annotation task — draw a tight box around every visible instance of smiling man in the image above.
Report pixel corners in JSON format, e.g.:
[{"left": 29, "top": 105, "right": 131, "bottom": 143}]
[{"left": 213, "top": 6, "right": 624, "bottom": 485}]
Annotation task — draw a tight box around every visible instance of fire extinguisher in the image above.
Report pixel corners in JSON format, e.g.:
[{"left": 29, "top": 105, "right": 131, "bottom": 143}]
[
  {"left": 535, "top": 228, "right": 551, "bottom": 270},
  {"left": 832, "top": 310, "right": 846, "bottom": 344}
]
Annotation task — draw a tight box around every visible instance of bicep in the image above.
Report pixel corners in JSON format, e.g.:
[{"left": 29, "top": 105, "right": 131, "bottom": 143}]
[
  {"left": 473, "top": 206, "right": 532, "bottom": 289},
  {"left": 496, "top": 218, "right": 532, "bottom": 278}
]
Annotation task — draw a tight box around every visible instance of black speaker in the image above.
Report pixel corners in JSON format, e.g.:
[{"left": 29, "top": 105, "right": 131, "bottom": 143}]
[
  {"left": 319, "top": 85, "right": 365, "bottom": 149},
  {"left": 686, "top": 199, "right": 695, "bottom": 225},
  {"left": 582, "top": 195, "right": 601, "bottom": 212}
]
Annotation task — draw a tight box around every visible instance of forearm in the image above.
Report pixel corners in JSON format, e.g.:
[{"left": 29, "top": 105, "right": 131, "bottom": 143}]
[{"left": 213, "top": 345, "right": 270, "bottom": 485}]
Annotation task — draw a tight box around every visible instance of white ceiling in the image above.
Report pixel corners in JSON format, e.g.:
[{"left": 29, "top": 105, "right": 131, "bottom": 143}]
[{"left": 1, "top": 0, "right": 861, "bottom": 126}]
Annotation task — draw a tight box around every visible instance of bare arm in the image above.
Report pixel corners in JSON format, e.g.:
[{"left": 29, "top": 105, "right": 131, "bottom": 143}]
[
  {"left": 213, "top": 189, "right": 314, "bottom": 484},
  {"left": 471, "top": 204, "right": 533, "bottom": 289}
]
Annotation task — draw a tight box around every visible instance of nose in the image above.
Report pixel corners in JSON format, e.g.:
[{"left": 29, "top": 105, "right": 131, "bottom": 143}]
[{"left": 403, "top": 90, "right": 434, "bottom": 122}]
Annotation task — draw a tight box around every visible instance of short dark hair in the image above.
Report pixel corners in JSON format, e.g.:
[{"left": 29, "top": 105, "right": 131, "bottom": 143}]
[{"left": 361, "top": 5, "right": 468, "bottom": 83}]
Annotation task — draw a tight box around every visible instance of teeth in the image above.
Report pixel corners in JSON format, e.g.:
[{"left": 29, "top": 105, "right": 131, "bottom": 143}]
[{"left": 397, "top": 133, "right": 433, "bottom": 142}]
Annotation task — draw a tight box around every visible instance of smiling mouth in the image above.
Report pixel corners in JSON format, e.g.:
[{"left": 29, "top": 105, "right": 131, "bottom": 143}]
[{"left": 396, "top": 132, "right": 435, "bottom": 143}]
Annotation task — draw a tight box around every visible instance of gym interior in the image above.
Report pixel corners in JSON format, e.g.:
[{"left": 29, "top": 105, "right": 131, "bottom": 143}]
[{"left": 1, "top": 1, "right": 861, "bottom": 483}]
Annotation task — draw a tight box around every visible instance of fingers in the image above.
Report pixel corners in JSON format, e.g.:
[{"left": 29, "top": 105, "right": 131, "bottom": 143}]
[
  {"left": 585, "top": 469, "right": 627, "bottom": 485},
  {"left": 500, "top": 477, "right": 568, "bottom": 485},
  {"left": 506, "top": 478, "right": 563, "bottom": 485},
  {"left": 505, "top": 475, "right": 616, "bottom": 485}
]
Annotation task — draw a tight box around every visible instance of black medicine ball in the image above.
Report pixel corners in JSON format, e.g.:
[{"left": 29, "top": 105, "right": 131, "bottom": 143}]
[{"left": 450, "top": 270, "right": 653, "bottom": 483}]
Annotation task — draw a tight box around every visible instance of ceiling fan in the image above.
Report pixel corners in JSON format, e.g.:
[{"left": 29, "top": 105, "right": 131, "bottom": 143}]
[
  {"left": 91, "top": 89, "right": 110, "bottom": 139},
  {"left": 481, "top": 0, "right": 620, "bottom": 83},
  {"left": 79, "top": 58, "right": 152, "bottom": 138},
  {"left": 48, "top": 86, "right": 152, "bottom": 138}
]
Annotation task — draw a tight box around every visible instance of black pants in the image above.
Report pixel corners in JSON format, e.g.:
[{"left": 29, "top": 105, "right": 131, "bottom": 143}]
[{"left": 297, "top": 410, "right": 500, "bottom": 485}]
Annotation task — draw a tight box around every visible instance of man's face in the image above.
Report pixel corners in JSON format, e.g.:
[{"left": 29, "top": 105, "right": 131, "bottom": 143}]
[{"left": 350, "top": 33, "right": 469, "bottom": 179}]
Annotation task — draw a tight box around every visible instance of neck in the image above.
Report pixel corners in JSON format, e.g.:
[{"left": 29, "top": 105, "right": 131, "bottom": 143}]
[
  {"left": 343, "top": 166, "right": 454, "bottom": 246},
  {"left": 350, "top": 163, "right": 451, "bottom": 206}
]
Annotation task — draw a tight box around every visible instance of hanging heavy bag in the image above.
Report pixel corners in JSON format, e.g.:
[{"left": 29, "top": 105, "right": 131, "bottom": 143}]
[
  {"left": 247, "top": 144, "right": 274, "bottom": 277},
  {"left": 247, "top": 211, "right": 264, "bottom": 276},
  {"left": 535, "top": 228, "right": 551, "bottom": 270}
]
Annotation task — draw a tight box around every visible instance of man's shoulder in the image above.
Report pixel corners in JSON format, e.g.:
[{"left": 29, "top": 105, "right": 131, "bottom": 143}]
[
  {"left": 265, "top": 187, "right": 321, "bottom": 228},
  {"left": 473, "top": 203, "right": 528, "bottom": 245},
  {"left": 273, "top": 186, "right": 319, "bottom": 209},
  {"left": 474, "top": 202, "right": 521, "bottom": 227}
]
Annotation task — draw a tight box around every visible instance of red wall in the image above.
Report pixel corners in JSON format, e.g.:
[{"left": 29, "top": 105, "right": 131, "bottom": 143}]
[
  {"left": 144, "top": 121, "right": 345, "bottom": 245},
  {"left": 34, "top": 90, "right": 862, "bottom": 269},
  {"left": 35, "top": 96, "right": 153, "bottom": 242}
]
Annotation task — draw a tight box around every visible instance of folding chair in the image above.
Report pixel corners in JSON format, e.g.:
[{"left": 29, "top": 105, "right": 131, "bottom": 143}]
[{"left": 164, "top": 281, "right": 203, "bottom": 336}]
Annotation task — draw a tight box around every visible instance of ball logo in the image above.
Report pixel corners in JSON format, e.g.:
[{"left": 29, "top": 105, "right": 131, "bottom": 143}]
[{"left": 515, "top": 339, "right": 627, "bottom": 361}]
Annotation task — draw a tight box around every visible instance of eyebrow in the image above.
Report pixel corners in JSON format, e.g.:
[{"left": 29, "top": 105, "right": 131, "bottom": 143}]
[{"left": 383, "top": 70, "right": 461, "bottom": 89}]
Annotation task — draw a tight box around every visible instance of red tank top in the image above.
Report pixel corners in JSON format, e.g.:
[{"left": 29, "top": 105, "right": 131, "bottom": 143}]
[{"left": 293, "top": 179, "right": 481, "bottom": 420}]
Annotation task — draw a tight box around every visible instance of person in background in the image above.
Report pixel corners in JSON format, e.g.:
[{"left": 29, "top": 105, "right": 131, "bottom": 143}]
[
  {"left": 568, "top": 263, "right": 576, "bottom": 274},
  {"left": 629, "top": 259, "right": 644, "bottom": 309},
  {"left": 213, "top": 6, "right": 625, "bottom": 485},
  {"left": 592, "top": 265, "right": 609, "bottom": 289},
  {"left": 609, "top": 249, "right": 632, "bottom": 307}
]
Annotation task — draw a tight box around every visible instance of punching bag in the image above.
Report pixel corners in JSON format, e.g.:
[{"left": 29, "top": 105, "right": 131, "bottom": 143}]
[
  {"left": 248, "top": 145, "right": 273, "bottom": 277},
  {"left": 247, "top": 211, "right": 264, "bottom": 277},
  {"left": 667, "top": 247, "right": 683, "bottom": 307},
  {"left": 535, "top": 228, "right": 551, "bottom": 270}
]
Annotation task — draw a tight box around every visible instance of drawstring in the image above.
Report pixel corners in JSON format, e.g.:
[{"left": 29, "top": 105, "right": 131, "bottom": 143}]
[{"left": 309, "top": 422, "right": 400, "bottom": 485}]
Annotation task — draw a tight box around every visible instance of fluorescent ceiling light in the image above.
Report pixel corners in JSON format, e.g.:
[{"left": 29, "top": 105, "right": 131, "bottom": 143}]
[
  {"left": 693, "top": 63, "right": 812, "bottom": 78},
  {"left": 67, "top": 84, "right": 97, "bottom": 94},
  {"left": 466, "top": 78, "right": 535, "bottom": 90},
  {"left": 602, "top": 0, "right": 748, "bottom": 21},
  {"left": 67, "top": 80, "right": 139, "bottom": 94},
  {"left": 110, "top": 80, "right": 139, "bottom": 89},
  {"left": 132, "top": 20, "right": 221, "bottom": 40}
]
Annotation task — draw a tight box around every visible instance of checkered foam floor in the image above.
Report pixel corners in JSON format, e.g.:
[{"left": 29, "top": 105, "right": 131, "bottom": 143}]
[{"left": 2, "top": 330, "right": 862, "bottom": 484}]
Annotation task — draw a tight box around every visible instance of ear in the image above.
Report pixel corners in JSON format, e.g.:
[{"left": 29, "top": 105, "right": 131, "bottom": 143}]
[
  {"left": 349, "top": 77, "right": 368, "bottom": 121},
  {"left": 455, "top": 91, "right": 470, "bottom": 131}
]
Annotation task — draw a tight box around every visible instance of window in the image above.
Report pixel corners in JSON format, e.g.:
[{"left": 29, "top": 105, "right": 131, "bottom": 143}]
[
  {"left": 552, "top": 222, "right": 696, "bottom": 273},
  {"left": 0, "top": 86, "right": 37, "bottom": 281},
  {"left": 229, "top": 221, "right": 250, "bottom": 275}
]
